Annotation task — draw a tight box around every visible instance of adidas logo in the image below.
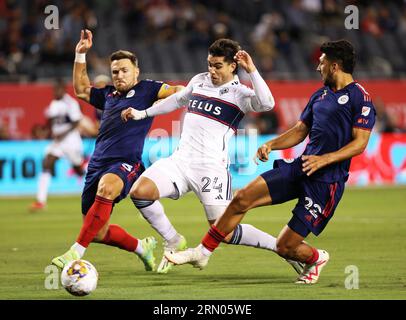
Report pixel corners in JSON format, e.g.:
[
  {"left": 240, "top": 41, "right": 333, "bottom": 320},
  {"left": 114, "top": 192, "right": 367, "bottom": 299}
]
[{"left": 215, "top": 194, "right": 223, "bottom": 200}]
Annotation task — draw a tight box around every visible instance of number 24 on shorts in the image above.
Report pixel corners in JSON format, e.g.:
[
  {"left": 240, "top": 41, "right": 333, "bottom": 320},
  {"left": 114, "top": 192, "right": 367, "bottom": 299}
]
[{"left": 201, "top": 176, "right": 222, "bottom": 193}]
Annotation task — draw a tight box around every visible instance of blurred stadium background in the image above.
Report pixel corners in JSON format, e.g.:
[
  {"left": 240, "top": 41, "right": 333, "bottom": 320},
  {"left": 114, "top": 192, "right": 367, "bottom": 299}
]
[{"left": 0, "top": 0, "right": 405, "bottom": 300}]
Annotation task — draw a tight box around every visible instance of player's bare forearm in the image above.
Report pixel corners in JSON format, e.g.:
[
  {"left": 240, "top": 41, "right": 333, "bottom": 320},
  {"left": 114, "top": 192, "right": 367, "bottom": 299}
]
[
  {"left": 255, "top": 121, "right": 309, "bottom": 164},
  {"left": 302, "top": 128, "right": 371, "bottom": 176},
  {"left": 268, "top": 121, "right": 309, "bottom": 150},
  {"left": 73, "top": 63, "right": 91, "bottom": 102}
]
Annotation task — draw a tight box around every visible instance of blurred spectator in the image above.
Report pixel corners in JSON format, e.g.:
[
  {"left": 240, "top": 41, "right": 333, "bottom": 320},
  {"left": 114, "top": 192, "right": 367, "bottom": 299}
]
[
  {"left": 145, "top": 0, "right": 175, "bottom": 40},
  {"left": 1, "top": 0, "right": 406, "bottom": 80},
  {"left": 255, "top": 111, "right": 280, "bottom": 135},
  {"left": 361, "top": 7, "right": 383, "bottom": 37},
  {"left": 378, "top": 7, "right": 397, "bottom": 33},
  {"left": 31, "top": 123, "right": 50, "bottom": 139},
  {"left": 373, "top": 98, "right": 399, "bottom": 133}
]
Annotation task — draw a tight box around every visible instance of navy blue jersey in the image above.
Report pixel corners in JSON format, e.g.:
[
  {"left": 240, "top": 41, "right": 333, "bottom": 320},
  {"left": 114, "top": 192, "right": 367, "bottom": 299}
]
[
  {"left": 300, "top": 82, "right": 376, "bottom": 182},
  {"left": 88, "top": 80, "right": 163, "bottom": 168}
]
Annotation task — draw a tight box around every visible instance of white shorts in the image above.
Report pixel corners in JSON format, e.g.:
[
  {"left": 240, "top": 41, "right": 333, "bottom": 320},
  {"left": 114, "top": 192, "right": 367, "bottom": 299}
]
[
  {"left": 45, "top": 131, "right": 83, "bottom": 166},
  {"left": 141, "top": 155, "right": 233, "bottom": 207}
]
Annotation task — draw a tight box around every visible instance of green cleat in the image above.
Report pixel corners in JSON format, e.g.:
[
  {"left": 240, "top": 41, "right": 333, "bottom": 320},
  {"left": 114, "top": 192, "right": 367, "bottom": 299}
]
[
  {"left": 51, "top": 248, "right": 80, "bottom": 269},
  {"left": 137, "top": 236, "right": 157, "bottom": 271},
  {"left": 157, "top": 234, "right": 187, "bottom": 274}
]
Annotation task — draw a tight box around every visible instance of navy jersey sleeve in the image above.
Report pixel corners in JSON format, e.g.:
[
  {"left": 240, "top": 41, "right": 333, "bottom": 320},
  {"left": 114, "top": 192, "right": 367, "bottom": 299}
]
[
  {"left": 89, "top": 87, "right": 109, "bottom": 110},
  {"left": 300, "top": 89, "right": 323, "bottom": 127},
  {"left": 144, "top": 79, "right": 164, "bottom": 103},
  {"left": 351, "top": 85, "right": 376, "bottom": 131}
]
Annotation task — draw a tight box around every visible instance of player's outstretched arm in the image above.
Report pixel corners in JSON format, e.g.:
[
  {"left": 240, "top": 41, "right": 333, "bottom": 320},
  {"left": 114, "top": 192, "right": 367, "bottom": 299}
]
[
  {"left": 73, "top": 29, "right": 93, "bottom": 103},
  {"left": 235, "top": 50, "right": 275, "bottom": 112},
  {"left": 254, "top": 121, "right": 309, "bottom": 164},
  {"left": 121, "top": 84, "right": 191, "bottom": 122}
]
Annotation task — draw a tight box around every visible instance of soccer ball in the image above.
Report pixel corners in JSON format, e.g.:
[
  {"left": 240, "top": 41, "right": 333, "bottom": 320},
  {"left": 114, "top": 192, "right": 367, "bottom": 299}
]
[{"left": 61, "top": 260, "right": 98, "bottom": 296}]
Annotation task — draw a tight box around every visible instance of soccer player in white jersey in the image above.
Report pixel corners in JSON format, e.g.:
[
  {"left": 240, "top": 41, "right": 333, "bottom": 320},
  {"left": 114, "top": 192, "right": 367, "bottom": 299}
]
[
  {"left": 121, "top": 38, "right": 303, "bottom": 274},
  {"left": 30, "top": 79, "right": 85, "bottom": 211}
]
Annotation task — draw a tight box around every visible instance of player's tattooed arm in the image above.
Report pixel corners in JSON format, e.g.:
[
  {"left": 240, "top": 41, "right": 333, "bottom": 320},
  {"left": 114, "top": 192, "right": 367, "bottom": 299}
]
[
  {"left": 254, "top": 121, "right": 309, "bottom": 164},
  {"left": 73, "top": 29, "right": 93, "bottom": 103},
  {"left": 302, "top": 128, "right": 371, "bottom": 176}
]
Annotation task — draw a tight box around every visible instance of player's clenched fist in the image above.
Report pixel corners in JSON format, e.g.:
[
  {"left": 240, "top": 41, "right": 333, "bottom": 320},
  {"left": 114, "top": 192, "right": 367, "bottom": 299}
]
[
  {"left": 234, "top": 50, "right": 256, "bottom": 73},
  {"left": 254, "top": 143, "right": 272, "bottom": 165},
  {"left": 76, "top": 29, "right": 93, "bottom": 54},
  {"left": 121, "top": 107, "right": 147, "bottom": 122}
]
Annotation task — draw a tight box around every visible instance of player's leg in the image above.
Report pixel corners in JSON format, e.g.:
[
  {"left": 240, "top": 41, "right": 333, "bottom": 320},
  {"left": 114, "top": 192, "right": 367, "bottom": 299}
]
[
  {"left": 166, "top": 164, "right": 304, "bottom": 273},
  {"left": 52, "top": 173, "right": 123, "bottom": 268},
  {"left": 129, "top": 158, "right": 189, "bottom": 273},
  {"left": 273, "top": 180, "right": 345, "bottom": 284},
  {"left": 166, "top": 175, "right": 274, "bottom": 268},
  {"left": 30, "top": 153, "right": 58, "bottom": 211},
  {"left": 63, "top": 134, "right": 86, "bottom": 176},
  {"left": 78, "top": 163, "right": 156, "bottom": 271}
]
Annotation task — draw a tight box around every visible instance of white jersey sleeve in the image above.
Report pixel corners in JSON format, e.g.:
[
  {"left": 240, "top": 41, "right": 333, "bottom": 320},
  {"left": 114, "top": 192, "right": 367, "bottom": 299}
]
[
  {"left": 145, "top": 73, "right": 205, "bottom": 117},
  {"left": 238, "top": 70, "right": 275, "bottom": 113}
]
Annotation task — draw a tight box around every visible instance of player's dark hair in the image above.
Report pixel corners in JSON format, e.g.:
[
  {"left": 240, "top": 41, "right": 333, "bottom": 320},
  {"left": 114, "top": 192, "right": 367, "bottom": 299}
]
[
  {"left": 110, "top": 50, "right": 138, "bottom": 67},
  {"left": 208, "top": 38, "right": 241, "bottom": 74},
  {"left": 320, "top": 40, "right": 355, "bottom": 74}
]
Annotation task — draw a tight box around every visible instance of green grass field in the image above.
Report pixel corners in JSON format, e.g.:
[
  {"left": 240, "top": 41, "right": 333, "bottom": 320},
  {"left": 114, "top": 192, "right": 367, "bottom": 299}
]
[{"left": 0, "top": 186, "right": 405, "bottom": 300}]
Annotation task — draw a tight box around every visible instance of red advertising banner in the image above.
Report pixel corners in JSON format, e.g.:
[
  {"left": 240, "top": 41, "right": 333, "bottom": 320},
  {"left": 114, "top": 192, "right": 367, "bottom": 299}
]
[{"left": 0, "top": 80, "right": 405, "bottom": 139}]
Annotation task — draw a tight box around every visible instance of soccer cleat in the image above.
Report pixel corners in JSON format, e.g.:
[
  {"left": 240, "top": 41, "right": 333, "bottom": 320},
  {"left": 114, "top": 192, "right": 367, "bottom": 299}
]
[
  {"left": 285, "top": 259, "right": 305, "bottom": 275},
  {"left": 29, "top": 201, "right": 46, "bottom": 212},
  {"left": 157, "top": 234, "right": 187, "bottom": 274},
  {"left": 137, "top": 236, "right": 157, "bottom": 271},
  {"left": 165, "top": 244, "right": 210, "bottom": 270},
  {"left": 51, "top": 248, "right": 80, "bottom": 269},
  {"left": 295, "top": 249, "right": 330, "bottom": 284}
]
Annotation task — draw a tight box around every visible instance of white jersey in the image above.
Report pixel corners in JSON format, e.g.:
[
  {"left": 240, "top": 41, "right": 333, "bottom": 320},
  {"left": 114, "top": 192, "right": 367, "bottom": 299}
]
[
  {"left": 45, "top": 93, "right": 83, "bottom": 136},
  {"left": 44, "top": 94, "right": 84, "bottom": 165},
  {"left": 172, "top": 72, "right": 272, "bottom": 167}
]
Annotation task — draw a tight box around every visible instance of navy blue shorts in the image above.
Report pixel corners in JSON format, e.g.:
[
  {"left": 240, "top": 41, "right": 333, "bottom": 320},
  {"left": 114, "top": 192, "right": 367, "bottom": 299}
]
[
  {"left": 261, "top": 158, "right": 345, "bottom": 237},
  {"left": 81, "top": 160, "right": 144, "bottom": 215}
]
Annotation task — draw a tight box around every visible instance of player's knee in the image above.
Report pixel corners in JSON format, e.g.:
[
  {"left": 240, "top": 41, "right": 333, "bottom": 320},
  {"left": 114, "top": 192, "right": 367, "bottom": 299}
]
[
  {"left": 97, "top": 181, "right": 119, "bottom": 199},
  {"left": 130, "top": 180, "right": 158, "bottom": 200},
  {"left": 232, "top": 189, "right": 251, "bottom": 212}
]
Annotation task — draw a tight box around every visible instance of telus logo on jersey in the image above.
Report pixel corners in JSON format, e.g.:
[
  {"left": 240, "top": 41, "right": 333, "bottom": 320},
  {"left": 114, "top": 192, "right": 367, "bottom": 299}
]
[
  {"left": 189, "top": 99, "right": 222, "bottom": 115},
  {"left": 188, "top": 93, "right": 244, "bottom": 131}
]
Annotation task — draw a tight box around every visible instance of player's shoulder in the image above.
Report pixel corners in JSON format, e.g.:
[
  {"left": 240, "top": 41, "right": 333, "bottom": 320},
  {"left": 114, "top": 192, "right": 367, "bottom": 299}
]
[
  {"left": 141, "top": 79, "right": 164, "bottom": 86},
  {"left": 92, "top": 84, "right": 115, "bottom": 94},
  {"left": 190, "top": 72, "right": 209, "bottom": 84},
  {"left": 349, "top": 81, "right": 372, "bottom": 102},
  {"left": 309, "top": 87, "right": 326, "bottom": 101}
]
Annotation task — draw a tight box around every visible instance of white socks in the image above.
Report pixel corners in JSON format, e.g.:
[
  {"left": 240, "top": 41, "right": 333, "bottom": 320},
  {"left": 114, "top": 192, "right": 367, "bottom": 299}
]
[
  {"left": 134, "top": 241, "right": 143, "bottom": 255},
  {"left": 199, "top": 244, "right": 213, "bottom": 256},
  {"left": 229, "top": 224, "right": 277, "bottom": 251},
  {"left": 71, "top": 242, "right": 86, "bottom": 258},
  {"left": 37, "top": 171, "right": 51, "bottom": 204},
  {"left": 138, "top": 201, "right": 178, "bottom": 242}
]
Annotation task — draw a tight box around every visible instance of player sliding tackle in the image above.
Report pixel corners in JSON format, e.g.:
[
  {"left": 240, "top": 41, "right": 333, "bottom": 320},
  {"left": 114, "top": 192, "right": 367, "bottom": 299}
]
[
  {"left": 122, "top": 38, "right": 303, "bottom": 274},
  {"left": 166, "top": 40, "right": 376, "bottom": 284},
  {"left": 51, "top": 29, "right": 184, "bottom": 271}
]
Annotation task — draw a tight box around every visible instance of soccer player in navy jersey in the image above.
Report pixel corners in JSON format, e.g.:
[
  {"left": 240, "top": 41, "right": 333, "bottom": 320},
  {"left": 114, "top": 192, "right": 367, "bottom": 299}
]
[
  {"left": 51, "top": 29, "right": 184, "bottom": 270},
  {"left": 167, "top": 40, "right": 376, "bottom": 284}
]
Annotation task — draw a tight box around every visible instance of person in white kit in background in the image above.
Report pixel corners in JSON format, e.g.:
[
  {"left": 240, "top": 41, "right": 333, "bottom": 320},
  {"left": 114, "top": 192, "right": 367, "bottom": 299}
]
[
  {"left": 30, "top": 79, "right": 85, "bottom": 211},
  {"left": 121, "top": 38, "right": 304, "bottom": 274}
]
